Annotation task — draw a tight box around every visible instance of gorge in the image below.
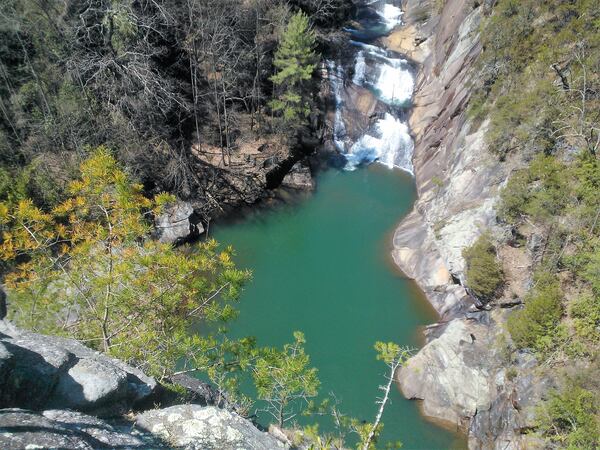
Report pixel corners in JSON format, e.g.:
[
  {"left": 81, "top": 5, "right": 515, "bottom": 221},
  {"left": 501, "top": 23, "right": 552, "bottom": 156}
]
[
  {"left": 1, "top": 0, "right": 598, "bottom": 448},
  {"left": 213, "top": 0, "right": 467, "bottom": 447}
]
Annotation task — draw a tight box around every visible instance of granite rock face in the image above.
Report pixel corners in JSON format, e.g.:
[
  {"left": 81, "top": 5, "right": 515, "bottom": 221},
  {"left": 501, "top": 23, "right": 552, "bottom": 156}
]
[
  {"left": 398, "top": 316, "right": 499, "bottom": 428},
  {"left": 281, "top": 162, "right": 315, "bottom": 191},
  {"left": 0, "top": 320, "right": 156, "bottom": 416},
  {"left": 389, "top": 1, "right": 544, "bottom": 448},
  {"left": 155, "top": 201, "right": 203, "bottom": 244},
  {"left": 136, "top": 404, "right": 288, "bottom": 450},
  {"left": 0, "top": 409, "right": 152, "bottom": 449}
]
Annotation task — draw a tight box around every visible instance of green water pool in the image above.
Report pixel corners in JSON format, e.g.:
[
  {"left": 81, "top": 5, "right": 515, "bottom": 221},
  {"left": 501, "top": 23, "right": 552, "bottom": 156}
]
[{"left": 211, "top": 165, "right": 466, "bottom": 449}]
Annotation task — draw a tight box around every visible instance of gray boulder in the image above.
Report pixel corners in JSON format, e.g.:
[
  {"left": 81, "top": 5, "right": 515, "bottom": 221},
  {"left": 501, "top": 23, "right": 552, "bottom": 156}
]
[
  {"left": 281, "top": 162, "right": 315, "bottom": 191},
  {"left": 155, "top": 201, "right": 203, "bottom": 244},
  {"left": 0, "top": 320, "right": 156, "bottom": 416},
  {"left": 136, "top": 404, "right": 288, "bottom": 450},
  {"left": 0, "top": 408, "right": 151, "bottom": 449},
  {"left": 398, "top": 317, "right": 499, "bottom": 428}
]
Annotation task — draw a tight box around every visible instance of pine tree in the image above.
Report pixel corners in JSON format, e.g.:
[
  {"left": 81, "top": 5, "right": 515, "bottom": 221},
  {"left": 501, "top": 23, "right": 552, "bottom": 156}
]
[
  {"left": 0, "top": 147, "right": 250, "bottom": 379},
  {"left": 270, "top": 11, "right": 317, "bottom": 129}
]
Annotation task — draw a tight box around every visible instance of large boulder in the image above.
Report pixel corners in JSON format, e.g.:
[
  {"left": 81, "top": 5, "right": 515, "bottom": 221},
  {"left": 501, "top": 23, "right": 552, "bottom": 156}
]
[
  {"left": 0, "top": 409, "right": 152, "bottom": 449},
  {"left": 155, "top": 201, "right": 203, "bottom": 244},
  {"left": 136, "top": 404, "right": 288, "bottom": 450},
  {"left": 281, "top": 162, "right": 315, "bottom": 191},
  {"left": 0, "top": 320, "right": 156, "bottom": 416},
  {"left": 398, "top": 316, "right": 499, "bottom": 428}
]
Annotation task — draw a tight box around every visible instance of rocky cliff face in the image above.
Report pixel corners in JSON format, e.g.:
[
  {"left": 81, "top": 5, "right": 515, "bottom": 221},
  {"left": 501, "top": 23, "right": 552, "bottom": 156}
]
[
  {"left": 0, "top": 320, "right": 290, "bottom": 450},
  {"left": 389, "top": 1, "right": 545, "bottom": 448}
]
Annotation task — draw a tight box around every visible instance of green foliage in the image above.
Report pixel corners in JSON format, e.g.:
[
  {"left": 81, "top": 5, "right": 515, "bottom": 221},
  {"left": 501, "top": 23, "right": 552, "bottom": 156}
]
[
  {"left": 0, "top": 148, "right": 250, "bottom": 379},
  {"left": 270, "top": 12, "right": 318, "bottom": 129},
  {"left": 570, "top": 294, "right": 600, "bottom": 345},
  {"left": 473, "top": 0, "right": 600, "bottom": 159},
  {"left": 507, "top": 273, "right": 564, "bottom": 353},
  {"left": 499, "top": 153, "right": 569, "bottom": 225},
  {"left": 536, "top": 382, "right": 599, "bottom": 448},
  {"left": 462, "top": 233, "right": 504, "bottom": 301},
  {"left": 253, "top": 331, "right": 320, "bottom": 427}
]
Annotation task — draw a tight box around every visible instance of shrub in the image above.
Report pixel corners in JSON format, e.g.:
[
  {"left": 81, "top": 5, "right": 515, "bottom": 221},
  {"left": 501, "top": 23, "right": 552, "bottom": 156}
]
[
  {"left": 507, "top": 273, "right": 563, "bottom": 352},
  {"left": 536, "top": 383, "right": 599, "bottom": 448},
  {"left": 463, "top": 233, "right": 504, "bottom": 301},
  {"left": 570, "top": 294, "right": 600, "bottom": 344}
]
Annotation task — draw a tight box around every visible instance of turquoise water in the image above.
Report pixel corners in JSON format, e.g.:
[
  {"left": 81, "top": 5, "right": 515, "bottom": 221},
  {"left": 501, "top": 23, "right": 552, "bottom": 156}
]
[{"left": 211, "top": 165, "right": 466, "bottom": 449}]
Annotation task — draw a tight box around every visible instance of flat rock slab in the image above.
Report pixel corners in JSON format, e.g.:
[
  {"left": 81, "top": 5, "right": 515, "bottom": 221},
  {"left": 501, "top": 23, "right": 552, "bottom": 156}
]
[
  {"left": 136, "top": 405, "right": 288, "bottom": 450},
  {"left": 0, "top": 409, "right": 151, "bottom": 449}
]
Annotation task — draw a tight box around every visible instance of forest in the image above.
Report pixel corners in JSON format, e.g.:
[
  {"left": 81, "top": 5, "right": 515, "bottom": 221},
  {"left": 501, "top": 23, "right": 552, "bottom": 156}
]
[{"left": 0, "top": 0, "right": 352, "bottom": 215}]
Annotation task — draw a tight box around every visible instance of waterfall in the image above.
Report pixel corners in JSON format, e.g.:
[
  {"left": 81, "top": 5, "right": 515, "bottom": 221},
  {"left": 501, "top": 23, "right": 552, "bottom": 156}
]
[
  {"left": 329, "top": 0, "right": 415, "bottom": 174},
  {"left": 377, "top": 4, "right": 403, "bottom": 31},
  {"left": 326, "top": 60, "right": 348, "bottom": 152}
]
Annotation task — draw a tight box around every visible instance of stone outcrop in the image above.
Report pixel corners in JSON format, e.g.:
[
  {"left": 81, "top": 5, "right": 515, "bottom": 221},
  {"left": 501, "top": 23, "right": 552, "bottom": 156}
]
[
  {"left": 0, "top": 409, "right": 152, "bottom": 449},
  {"left": 136, "top": 405, "right": 288, "bottom": 450},
  {"left": 0, "top": 321, "right": 291, "bottom": 449},
  {"left": 389, "top": 1, "right": 543, "bottom": 448},
  {"left": 155, "top": 200, "right": 203, "bottom": 244},
  {"left": 399, "top": 315, "right": 500, "bottom": 428},
  {"left": 0, "top": 405, "right": 290, "bottom": 450},
  {"left": 0, "top": 320, "right": 156, "bottom": 417},
  {"left": 281, "top": 162, "right": 315, "bottom": 190}
]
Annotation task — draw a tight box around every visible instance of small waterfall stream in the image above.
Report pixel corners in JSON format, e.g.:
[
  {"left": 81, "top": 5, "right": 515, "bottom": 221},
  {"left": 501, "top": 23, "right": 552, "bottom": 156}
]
[{"left": 328, "top": 0, "right": 415, "bottom": 173}]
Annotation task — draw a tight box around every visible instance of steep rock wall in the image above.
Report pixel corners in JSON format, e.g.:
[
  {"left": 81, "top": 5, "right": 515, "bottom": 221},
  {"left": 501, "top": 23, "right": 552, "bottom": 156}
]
[{"left": 389, "top": 1, "right": 544, "bottom": 448}]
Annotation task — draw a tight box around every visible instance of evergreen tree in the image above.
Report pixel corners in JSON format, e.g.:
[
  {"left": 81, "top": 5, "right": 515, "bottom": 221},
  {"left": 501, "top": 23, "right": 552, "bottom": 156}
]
[
  {"left": 270, "top": 11, "right": 317, "bottom": 129},
  {"left": 0, "top": 147, "right": 250, "bottom": 379},
  {"left": 253, "top": 331, "right": 319, "bottom": 427}
]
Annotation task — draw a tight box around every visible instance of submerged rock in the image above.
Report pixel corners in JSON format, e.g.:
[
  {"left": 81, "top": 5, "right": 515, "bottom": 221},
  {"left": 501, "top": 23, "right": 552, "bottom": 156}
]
[
  {"left": 0, "top": 320, "right": 156, "bottom": 416},
  {"left": 136, "top": 404, "right": 288, "bottom": 450}
]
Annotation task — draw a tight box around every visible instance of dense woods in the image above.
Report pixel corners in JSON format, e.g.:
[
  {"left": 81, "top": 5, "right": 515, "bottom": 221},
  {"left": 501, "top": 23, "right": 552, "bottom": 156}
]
[{"left": 0, "top": 0, "right": 351, "bottom": 214}]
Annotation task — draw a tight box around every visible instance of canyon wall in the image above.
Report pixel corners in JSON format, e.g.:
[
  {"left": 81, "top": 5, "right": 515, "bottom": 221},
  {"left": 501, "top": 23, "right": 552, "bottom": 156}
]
[{"left": 389, "top": 1, "right": 546, "bottom": 448}]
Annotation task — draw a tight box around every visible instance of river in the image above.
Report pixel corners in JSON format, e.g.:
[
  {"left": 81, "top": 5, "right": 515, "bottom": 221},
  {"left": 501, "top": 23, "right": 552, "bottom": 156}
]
[{"left": 211, "top": 1, "right": 467, "bottom": 448}]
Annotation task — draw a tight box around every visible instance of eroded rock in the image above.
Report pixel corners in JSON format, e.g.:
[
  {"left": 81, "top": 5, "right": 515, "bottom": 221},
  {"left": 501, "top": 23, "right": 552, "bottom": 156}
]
[
  {"left": 398, "top": 318, "right": 500, "bottom": 428},
  {"left": 155, "top": 201, "right": 203, "bottom": 244},
  {"left": 0, "top": 320, "right": 156, "bottom": 416},
  {"left": 136, "top": 404, "right": 288, "bottom": 450},
  {"left": 281, "top": 162, "right": 315, "bottom": 190},
  {"left": 0, "top": 409, "right": 150, "bottom": 449}
]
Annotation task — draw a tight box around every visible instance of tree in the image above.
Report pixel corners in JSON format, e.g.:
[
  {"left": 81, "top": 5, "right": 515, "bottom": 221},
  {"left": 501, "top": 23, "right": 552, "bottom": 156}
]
[
  {"left": 269, "top": 11, "right": 317, "bottom": 130},
  {"left": 253, "top": 331, "right": 320, "bottom": 427},
  {"left": 507, "top": 273, "right": 564, "bottom": 353},
  {"left": 0, "top": 147, "right": 249, "bottom": 378},
  {"left": 463, "top": 233, "right": 504, "bottom": 301},
  {"left": 359, "top": 342, "right": 408, "bottom": 450}
]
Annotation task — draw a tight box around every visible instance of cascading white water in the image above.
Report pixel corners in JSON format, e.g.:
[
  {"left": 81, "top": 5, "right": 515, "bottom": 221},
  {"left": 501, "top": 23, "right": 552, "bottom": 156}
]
[
  {"left": 328, "top": 0, "right": 415, "bottom": 174},
  {"left": 326, "top": 60, "right": 348, "bottom": 152},
  {"left": 350, "top": 40, "right": 414, "bottom": 106},
  {"left": 345, "top": 113, "right": 414, "bottom": 171}
]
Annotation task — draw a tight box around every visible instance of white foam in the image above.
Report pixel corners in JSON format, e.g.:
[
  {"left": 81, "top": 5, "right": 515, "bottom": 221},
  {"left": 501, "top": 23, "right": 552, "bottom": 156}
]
[
  {"left": 327, "top": 60, "right": 347, "bottom": 152},
  {"left": 353, "top": 51, "right": 367, "bottom": 86},
  {"left": 344, "top": 113, "right": 414, "bottom": 173},
  {"left": 375, "top": 61, "right": 414, "bottom": 105},
  {"left": 377, "top": 4, "right": 403, "bottom": 31}
]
